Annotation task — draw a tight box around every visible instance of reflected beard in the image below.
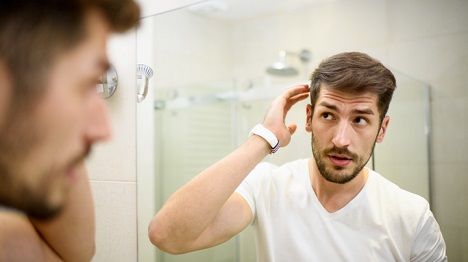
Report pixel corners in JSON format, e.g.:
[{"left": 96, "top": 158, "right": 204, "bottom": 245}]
[{"left": 311, "top": 134, "right": 372, "bottom": 184}]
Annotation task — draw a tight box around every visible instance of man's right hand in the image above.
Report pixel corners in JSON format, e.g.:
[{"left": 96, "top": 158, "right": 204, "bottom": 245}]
[{"left": 262, "top": 84, "right": 310, "bottom": 148}]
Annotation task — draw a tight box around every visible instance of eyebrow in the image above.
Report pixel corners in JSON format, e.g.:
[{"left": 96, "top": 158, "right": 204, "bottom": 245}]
[{"left": 318, "top": 101, "right": 375, "bottom": 115}]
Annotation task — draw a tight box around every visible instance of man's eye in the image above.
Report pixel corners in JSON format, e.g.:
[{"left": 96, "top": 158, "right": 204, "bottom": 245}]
[
  {"left": 322, "top": 113, "right": 333, "bottom": 120},
  {"left": 355, "top": 117, "right": 368, "bottom": 125}
]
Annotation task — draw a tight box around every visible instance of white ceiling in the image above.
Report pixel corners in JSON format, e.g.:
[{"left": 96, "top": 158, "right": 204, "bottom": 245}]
[{"left": 187, "top": 0, "right": 335, "bottom": 21}]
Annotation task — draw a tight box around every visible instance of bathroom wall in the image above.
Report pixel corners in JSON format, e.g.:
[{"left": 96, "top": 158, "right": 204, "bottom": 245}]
[{"left": 85, "top": 29, "right": 138, "bottom": 261}]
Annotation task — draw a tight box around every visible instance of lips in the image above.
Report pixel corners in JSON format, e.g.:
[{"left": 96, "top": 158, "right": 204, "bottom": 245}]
[{"left": 328, "top": 154, "right": 352, "bottom": 167}]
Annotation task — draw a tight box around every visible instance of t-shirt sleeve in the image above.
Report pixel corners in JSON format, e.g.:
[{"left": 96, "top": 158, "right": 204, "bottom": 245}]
[
  {"left": 410, "top": 205, "right": 447, "bottom": 262},
  {"left": 235, "top": 162, "right": 271, "bottom": 225}
]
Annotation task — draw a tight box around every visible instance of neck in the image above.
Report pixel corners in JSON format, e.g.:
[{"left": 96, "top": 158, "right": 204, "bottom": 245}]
[{"left": 308, "top": 158, "right": 369, "bottom": 213}]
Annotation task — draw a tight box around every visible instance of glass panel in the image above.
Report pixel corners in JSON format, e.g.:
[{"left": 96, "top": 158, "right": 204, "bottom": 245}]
[{"left": 154, "top": 81, "right": 239, "bottom": 262}]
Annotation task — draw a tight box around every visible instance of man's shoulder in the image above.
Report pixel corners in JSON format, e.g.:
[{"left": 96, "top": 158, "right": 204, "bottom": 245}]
[
  {"left": 369, "top": 170, "right": 429, "bottom": 213},
  {"left": 243, "top": 159, "right": 308, "bottom": 189},
  {"left": 255, "top": 158, "right": 308, "bottom": 173},
  {"left": 252, "top": 159, "right": 308, "bottom": 179},
  {"left": 0, "top": 208, "right": 61, "bottom": 261}
]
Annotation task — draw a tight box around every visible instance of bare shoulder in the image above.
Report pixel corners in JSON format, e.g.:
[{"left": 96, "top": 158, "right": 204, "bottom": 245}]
[{"left": 0, "top": 209, "right": 62, "bottom": 261}]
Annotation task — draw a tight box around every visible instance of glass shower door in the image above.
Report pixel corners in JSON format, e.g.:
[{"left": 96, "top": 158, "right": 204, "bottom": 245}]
[{"left": 154, "top": 80, "right": 239, "bottom": 262}]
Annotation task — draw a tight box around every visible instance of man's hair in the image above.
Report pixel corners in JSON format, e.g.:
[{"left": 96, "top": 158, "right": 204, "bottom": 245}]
[
  {"left": 310, "top": 52, "right": 396, "bottom": 121},
  {"left": 0, "top": 0, "right": 140, "bottom": 106}
]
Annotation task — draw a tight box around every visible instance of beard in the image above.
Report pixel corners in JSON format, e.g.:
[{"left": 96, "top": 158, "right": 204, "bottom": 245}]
[
  {"left": 0, "top": 163, "right": 64, "bottom": 219},
  {"left": 311, "top": 133, "right": 375, "bottom": 184},
  {"left": 0, "top": 105, "right": 89, "bottom": 219}
]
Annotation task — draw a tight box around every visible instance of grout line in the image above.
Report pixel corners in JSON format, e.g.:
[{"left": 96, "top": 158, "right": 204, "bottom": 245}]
[{"left": 89, "top": 180, "right": 137, "bottom": 184}]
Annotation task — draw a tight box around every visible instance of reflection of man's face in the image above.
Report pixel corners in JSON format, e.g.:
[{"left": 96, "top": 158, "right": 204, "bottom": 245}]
[
  {"left": 0, "top": 10, "right": 112, "bottom": 219},
  {"left": 306, "top": 86, "right": 389, "bottom": 184}
]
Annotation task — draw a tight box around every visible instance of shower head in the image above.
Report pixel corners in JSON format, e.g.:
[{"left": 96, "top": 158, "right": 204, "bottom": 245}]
[
  {"left": 266, "top": 50, "right": 297, "bottom": 77},
  {"left": 266, "top": 49, "right": 311, "bottom": 77},
  {"left": 266, "top": 62, "right": 299, "bottom": 77}
]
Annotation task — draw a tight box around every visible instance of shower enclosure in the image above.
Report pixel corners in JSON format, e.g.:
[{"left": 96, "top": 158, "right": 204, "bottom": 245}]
[{"left": 152, "top": 72, "right": 431, "bottom": 262}]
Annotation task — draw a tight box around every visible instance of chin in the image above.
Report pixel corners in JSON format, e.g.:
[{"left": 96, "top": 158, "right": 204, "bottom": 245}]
[
  {"left": 27, "top": 178, "right": 68, "bottom": 220},
  {"left": 321, "top": 166, "right": 360, "bottom": 184}
]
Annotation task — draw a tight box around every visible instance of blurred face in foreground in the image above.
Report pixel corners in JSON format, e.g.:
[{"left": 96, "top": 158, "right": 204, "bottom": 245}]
[{"left": 0, "top": 9, "right": 112, "bottom": 219}]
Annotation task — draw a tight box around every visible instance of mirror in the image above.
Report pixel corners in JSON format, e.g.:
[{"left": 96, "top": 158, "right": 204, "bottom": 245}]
[{"left": 137, "top": 0, "right": 431, "bottom": 261}]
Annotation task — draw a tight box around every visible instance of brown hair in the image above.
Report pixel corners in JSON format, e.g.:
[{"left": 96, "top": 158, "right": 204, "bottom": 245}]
[
  {"left": 0, "top": 0, "right": 140, "bottom": 106},
  {"left": 310, "top": 52, "right": 396, "bottom": 121}
]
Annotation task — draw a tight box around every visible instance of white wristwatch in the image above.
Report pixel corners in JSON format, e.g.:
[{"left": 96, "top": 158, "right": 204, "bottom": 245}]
[{"left": 250, "top": 124, "right": 280, "bottom": 154}]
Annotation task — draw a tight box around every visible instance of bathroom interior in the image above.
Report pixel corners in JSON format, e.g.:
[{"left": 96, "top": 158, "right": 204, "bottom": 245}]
[{"left": 86, "top": 0, "right": 468, "bottom": 261}]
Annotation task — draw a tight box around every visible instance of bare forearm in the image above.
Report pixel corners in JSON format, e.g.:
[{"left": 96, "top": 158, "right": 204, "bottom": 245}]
[
  {"left": 149, "top": 135, "right": 269, "bottom": 249},
  {"left": 30, "top": 162, "right": 95, "bottom": 262}
]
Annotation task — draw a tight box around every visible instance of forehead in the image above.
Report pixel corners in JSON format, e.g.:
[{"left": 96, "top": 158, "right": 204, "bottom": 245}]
[
  {"left": 315, "top": 87, "right": 379, "bottom": 112},
  {"left": 50, "top": 10, "right": 110, "bottom": 76}
]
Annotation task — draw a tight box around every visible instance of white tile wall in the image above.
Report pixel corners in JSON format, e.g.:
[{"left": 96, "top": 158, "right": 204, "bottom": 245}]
[
  {"left": 86, "top": 30, "right": 138, "bottom": 261},
  {"left": 388, "top": 0, "right": 468, "bottom": 41},
  {"left": 90, "top": 181, "right": 137, "bottom": 262},
  {"left": 87, "top": 31, "right": 137, "bottom": 183}
]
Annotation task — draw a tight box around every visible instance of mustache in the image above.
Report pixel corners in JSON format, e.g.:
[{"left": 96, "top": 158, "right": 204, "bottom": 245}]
[
  {"left": 323, "top": 146, "right": 358, "bottom": 160},
  {"left": 68, "top": 144, "right": 92, "bottom": 169}
]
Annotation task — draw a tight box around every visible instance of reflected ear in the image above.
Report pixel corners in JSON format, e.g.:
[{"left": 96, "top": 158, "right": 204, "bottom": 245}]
[
  {"left": 305, "top": 104, "right": 313, "bottom": 132},
  {"left": 376, "top": 116, "right": 390, "bottom": 143}
]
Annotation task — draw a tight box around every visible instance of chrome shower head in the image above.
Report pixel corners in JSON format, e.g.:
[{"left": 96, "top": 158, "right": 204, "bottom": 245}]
[
  {"left": 266, "top": 50, "right": 297, "bottom": 77},
  {"left": 266, "top": 49, "right": 311, "bottom": 77},
  {"left": 266, "top": 62, "right": 299, "bottom": 77}
]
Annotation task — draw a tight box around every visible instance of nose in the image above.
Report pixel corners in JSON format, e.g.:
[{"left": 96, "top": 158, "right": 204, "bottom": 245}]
[
  {"left": 85, "top": 96, "right": 112, "bottom": 143},
  {"left": 332, "top": 121, "right": 351, "bottom": 148}
]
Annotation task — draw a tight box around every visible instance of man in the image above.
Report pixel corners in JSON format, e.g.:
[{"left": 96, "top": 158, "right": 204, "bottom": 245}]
[
  {"left": 149, "top": 52, "right": 447, "bottom": 261},
  {"left": 0, "top": 0, "right": 139, "bottom": 260}
]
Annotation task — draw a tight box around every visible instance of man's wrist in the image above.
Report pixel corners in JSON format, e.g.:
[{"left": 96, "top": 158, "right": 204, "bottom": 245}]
[{"left": 249, "top": 124, "right": 280, "bottom": 154}]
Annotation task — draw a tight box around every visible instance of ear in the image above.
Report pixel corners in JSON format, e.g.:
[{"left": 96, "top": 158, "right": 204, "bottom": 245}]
[
  {"left": 305, "top": 104, "right": 313, "bottom": 132},
  {"left": 0, "top": 60, "right": 12, "bottom": 129},
  {"left": 376, "top": 116, "right": 390, "bottom": 143}
]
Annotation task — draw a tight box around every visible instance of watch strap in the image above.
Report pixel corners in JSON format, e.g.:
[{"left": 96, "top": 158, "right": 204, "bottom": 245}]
[{"left": 250, "top": 124, "right": 280, "bottom": 154}]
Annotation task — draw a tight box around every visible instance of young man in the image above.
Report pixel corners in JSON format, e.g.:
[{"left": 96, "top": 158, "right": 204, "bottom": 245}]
[
  {"left": 149, "top": 52, "right": 447, "bottom": 261},
  {"left": 0, "top": 0, "right": 139, "bottom": 260}
]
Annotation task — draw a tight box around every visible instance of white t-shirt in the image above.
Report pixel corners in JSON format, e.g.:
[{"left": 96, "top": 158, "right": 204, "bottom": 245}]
[{"left": 235, "top": 159, "right": 447, "bottom": 262}]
